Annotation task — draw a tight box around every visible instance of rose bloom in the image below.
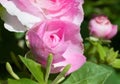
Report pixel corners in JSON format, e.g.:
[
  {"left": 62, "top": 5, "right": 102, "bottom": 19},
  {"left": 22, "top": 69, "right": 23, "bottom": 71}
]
[
  {"left": 89, "top": 15, "right": 118, "bottom": 39},
  {"left": 26, "top": 20, "right": 86, "bottom": 74},
  {"left": 0, "top": 0, "right": 84, "bottom": 32}
]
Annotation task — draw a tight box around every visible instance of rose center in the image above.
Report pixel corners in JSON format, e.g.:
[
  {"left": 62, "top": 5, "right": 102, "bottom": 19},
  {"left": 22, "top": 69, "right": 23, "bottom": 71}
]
[
  {"left": 43, "top": 33, "right": 60, "bottom": 48},
  {"left": 95, "top": 16, "right": 110, "bottom": 25}
]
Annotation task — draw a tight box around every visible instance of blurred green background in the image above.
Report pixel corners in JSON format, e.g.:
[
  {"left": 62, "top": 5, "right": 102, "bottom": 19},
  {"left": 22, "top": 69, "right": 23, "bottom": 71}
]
[{"left": 0, "top": 0, "right": 120, "bottom": 84}]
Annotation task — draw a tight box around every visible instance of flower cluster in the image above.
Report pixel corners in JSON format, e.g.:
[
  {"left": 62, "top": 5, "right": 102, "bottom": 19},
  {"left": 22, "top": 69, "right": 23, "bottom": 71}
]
[{"left": 0, "top": 0, "right": 86, "bottom": 74}]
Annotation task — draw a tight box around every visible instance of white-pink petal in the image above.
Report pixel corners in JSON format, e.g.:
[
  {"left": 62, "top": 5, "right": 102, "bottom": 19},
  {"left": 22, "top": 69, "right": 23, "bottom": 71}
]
[{"left": 1, "top": 1, "right": 41, "bottom": 32}]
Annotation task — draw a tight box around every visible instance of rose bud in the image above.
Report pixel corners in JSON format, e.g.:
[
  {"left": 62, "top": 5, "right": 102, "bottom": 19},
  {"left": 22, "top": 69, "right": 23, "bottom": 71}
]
[{"left": 89, "top": 15, "right": 118, "bottom": 39}]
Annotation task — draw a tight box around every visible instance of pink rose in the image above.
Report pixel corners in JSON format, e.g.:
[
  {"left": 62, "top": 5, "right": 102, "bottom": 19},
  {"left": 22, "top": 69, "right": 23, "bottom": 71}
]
[
  {"left": 0, "top": 0, "right": 84, "bottom": 32},
  {"left": 26, "top": 20, "right": 86, "bottom": 74},
  {"left": 89, "top": 15, "right": 118, "bottom": 39}
]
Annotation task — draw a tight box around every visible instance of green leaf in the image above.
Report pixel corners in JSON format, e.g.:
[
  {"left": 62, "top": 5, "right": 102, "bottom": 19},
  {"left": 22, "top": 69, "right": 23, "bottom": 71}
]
[
  {"left": 106, "top": 48, "right": 118, "bottom": 64},
  {"left": 96, "top": 43, "right": 106, "bottom": 62},
  {"left": 8, "top": 78, "right": 38, "bottom": 84},
  {"left": 62, "top": 62, "right": 112, "bottom": 84},
  {"left": 104, "top": 69, "right": 120, "bottom": 84},
  {"left": 111, "top": 59, "right": 120, "bottom": 68},
  {"left": 19, "top": 56, "right": 45, "bottom": 84}
]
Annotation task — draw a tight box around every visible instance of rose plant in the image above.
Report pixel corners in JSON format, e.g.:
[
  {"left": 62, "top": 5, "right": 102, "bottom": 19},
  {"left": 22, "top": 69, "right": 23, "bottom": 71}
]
[
  {"left": 0, "top": 0, "right": 119, "bottom": 84},
  {"left": 89, "top": 15, "right": 118, "bottom": 39},
  {"left": 0, "top": 0, "right": 84, "bottom": 32},
  {"left": 26, "top": 19, "right": 86, "bottom": 74}
]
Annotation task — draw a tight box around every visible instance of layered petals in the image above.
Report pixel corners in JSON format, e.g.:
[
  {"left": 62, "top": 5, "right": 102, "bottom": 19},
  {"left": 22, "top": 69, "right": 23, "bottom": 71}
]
[
  {"left": 26, "top": 20, "right": 86, "bottom": 74},
  {"left": 0, "top": 0, "right": 84, "bottom": 32}
]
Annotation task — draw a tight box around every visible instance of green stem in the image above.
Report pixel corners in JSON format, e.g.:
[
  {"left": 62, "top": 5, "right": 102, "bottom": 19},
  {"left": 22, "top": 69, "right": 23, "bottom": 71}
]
[
  {"left": 10, "top": 52, "right": 22, "bottom": 70},
  {"left": 45, "top": 54, "right": 53, "bottom": 83},
  {"left": 51, "top": 64, "right": 71, "bottom": 84}
]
